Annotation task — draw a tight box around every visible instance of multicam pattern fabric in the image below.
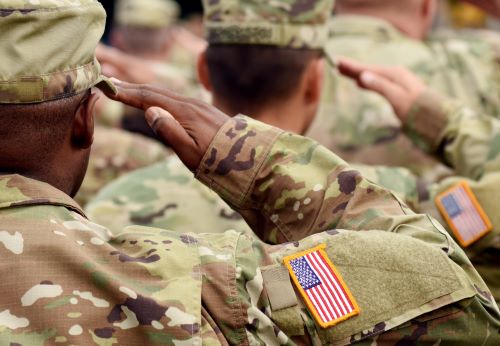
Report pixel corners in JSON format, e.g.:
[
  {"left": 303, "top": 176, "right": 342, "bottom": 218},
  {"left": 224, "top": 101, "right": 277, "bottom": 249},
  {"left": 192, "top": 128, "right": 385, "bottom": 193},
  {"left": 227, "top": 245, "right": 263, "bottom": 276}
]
[
  {"left": 1, "top": 117, "right": 499, "bottom": 344},
  {"left": 75, "top": 126, "right": 170, "bottom": 207},
  {"left": 397, "top": 92, "right": 500, "bottom": 304},
  {"left": 0, "top": 0, "right": 114, "bottom": 103},
  {"left": 202, "top": 0, "right": 335, "bottom": 49},
  {"left": 306, "top": 15, "right": 500, "bottom": 180},
  {"left": 86, "top": 155, "right": 251, "bottom": 236},
  {"left": 115, "top": 0, "right": 180, "bottom": 28}
]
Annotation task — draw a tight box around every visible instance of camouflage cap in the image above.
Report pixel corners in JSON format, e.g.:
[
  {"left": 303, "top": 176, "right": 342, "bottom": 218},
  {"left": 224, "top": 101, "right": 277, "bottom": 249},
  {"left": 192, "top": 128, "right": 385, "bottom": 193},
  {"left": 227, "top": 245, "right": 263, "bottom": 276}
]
[
  {"left": 202, "top": 0, "right": 335, "bottom": 49},
  {"left": 0, "top": 0, "right": 115, "bottom": 104},
  {"left": 115, "top": 0, "right": 180, "bottom": 29}
]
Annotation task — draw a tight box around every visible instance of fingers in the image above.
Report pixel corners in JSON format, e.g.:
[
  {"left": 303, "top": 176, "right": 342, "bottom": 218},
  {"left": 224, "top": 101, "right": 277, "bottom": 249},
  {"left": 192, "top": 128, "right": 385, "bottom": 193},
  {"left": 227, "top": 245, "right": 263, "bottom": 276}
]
[
  {"left": 145, "top": 107, "right": 200, "bottom": 170},
  {"left": 107, "top": 81, "right": 177, "bottom": 112},
  {"left": 337, "top": 58, "right": 366, "bottom": 80},
  {"left": 338, "top": 58, "right": 406, "bottom": 104},
  {"left": 111, "top": 80, "right": 192, "bottom": 105},
  {"left": 338, "top": 58, "right": 407, "bottom": 84},
  {"left": 358, "top": 72, "right": 407, "bottom": 116}
]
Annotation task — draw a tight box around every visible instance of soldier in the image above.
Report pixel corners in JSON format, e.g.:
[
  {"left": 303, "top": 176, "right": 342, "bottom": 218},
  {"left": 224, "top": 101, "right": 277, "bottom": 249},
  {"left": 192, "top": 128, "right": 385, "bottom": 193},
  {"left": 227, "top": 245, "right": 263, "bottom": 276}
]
[
  {"left": 89, "top": 0, "right": 345, "bottom": 235},
  {"left": 96, "top": 0, "right": 207, "bottom": 132},
  {"left": 86, "top": 0, "right": 417, "bottom": 233},
  {"left": 305, "top": 0, "right": 500, "bottom": 180},
  {"left": 86, "top": 0, "right": 331, "bottom": 233},
  {"left": 338, "top": 58, "right": 500, "bottom": 303},
  {"left": 1, "top": 1, "right": 499, "bottom": 345}
]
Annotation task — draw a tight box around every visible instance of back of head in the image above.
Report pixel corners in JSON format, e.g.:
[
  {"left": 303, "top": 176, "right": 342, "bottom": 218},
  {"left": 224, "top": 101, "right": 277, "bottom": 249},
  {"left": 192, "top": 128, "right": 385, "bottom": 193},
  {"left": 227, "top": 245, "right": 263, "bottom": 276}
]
[
  {"left": 202, "top": 0, "right": 334, "bottom": 116},
  {"left": 0, "top": 0, "right": 114, "bottom": 194},
  {"left": 112, "top": 0, "right": 180, "bottom": 56},
  {"left": 206, "top": 45, "right": 320, "bottom": 115}
]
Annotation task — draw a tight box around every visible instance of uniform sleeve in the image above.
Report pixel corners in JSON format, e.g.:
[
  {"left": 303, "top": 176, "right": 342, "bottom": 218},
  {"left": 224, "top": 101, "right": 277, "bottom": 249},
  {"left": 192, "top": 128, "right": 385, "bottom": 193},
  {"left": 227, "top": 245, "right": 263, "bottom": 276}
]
[
  {"left": 404, "top": 90, "right": 500, "bottom": 180},
  {"left": 196, "top": 115, "right": 451, "bottom": 245}
]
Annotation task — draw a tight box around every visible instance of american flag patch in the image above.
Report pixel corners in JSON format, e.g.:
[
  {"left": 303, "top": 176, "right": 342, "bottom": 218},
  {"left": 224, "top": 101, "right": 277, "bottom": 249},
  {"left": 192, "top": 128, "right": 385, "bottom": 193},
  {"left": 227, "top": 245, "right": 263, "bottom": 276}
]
[
  {"left": 283, "top": 244, "right": 359, "bottom": 328},
  {"left": 436, "top": 181, "right": 492, "bottom": 248}
]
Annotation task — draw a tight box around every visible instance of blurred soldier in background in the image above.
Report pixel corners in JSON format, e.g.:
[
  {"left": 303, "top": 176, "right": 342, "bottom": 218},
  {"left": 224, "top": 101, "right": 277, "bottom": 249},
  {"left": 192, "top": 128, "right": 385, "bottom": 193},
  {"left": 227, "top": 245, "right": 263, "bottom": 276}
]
[
  {"left": 338, "top": 58, "right": 500, "bottom": 303},
  {"left": 96, "top": 0, "right": 206, "bottom": 131},
  {"left": 76, "top": 0, "right": 207, "bottom": 206},
  {"left": 306, "top": 0, "right": 500, "bottom": 181},
  {"left": 75, "top": 127, "right": 170, "bottom": 206}
]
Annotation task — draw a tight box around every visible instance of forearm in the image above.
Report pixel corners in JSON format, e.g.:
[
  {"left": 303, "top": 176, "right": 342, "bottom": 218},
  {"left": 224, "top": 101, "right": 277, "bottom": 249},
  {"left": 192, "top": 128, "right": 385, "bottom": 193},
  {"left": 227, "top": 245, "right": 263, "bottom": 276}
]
[
  {"left": 197, "top": 116, "right": 452, "bottom": 245},
  {"left": 405, "top": 91, "right": 500, "bottom": 179}
]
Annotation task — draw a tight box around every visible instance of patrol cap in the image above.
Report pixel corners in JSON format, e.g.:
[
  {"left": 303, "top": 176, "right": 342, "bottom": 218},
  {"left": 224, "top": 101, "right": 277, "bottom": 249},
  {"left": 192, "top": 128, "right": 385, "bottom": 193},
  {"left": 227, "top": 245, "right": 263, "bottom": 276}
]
[
  {"left": 202, "top": 0, "right": 335, "bottom": 49},
  {"left": 115, "top": 0, "right": 180, "bottom": 29},
  {"left": 0, "top": 0, "right": 115, "bottom": 104}
]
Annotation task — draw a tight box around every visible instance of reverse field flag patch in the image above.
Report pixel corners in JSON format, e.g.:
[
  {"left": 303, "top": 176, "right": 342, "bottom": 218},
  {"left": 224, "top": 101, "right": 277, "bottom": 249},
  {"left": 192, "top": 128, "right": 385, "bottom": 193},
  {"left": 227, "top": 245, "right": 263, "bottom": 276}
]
[
  {"left": 283, "top": 244, "right": 359, "bottom": 328},
  {"left": 436, "top": 181, "right": 492, "bottom": 248}
]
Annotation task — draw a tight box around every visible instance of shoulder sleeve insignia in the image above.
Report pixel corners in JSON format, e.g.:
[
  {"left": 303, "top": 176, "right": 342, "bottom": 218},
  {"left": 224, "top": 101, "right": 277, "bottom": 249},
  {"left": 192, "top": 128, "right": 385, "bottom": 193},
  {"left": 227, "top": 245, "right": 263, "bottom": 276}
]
[
  {"left": 283, "top": 244, "right": 360, "bottom": 328},
  {"left": 435, "top": 181, "right": 492, "bottom": 248}
]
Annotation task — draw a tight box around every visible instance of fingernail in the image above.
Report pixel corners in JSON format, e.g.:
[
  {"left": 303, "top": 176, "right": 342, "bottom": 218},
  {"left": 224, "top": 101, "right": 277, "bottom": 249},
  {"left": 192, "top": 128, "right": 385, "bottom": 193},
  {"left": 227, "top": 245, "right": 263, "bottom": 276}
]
[
  {"left": 360, "top": 72, "right": 376, "bottom": 85},
  {"left": 145, "top": 107, "right": 173, "bottom": 128},
  {"left": 145, "top": 107, "right": 160, "bottom": 127}
]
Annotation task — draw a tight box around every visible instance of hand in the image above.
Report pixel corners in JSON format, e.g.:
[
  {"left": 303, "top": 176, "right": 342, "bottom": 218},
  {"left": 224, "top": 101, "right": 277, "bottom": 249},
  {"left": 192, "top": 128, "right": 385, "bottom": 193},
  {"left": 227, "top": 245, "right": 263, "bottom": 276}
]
[
  {"left": 338, "top": 58, "right": 426, "bottom": 121},
  {"left": 96, "top": 44, "right": 156, "bottom": 84},
  {"left": 104, "top": 80, "right": 229, "bottom": 170}
]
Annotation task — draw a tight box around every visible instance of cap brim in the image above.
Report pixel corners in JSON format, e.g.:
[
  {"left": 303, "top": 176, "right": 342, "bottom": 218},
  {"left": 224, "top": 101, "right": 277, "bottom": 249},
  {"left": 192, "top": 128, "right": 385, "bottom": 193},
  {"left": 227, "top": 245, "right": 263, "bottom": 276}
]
[
  {"left": 94, "top": 75, "right": 118, "bottom": 96},
  {"left": 323, "top": 48, "right": 338, "bottom": 68}
]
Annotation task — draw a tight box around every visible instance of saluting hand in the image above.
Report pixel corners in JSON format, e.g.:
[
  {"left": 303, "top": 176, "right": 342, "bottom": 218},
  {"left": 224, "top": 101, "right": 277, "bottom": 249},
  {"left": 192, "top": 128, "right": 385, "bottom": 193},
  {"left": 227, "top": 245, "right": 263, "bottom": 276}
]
[
  {"left": 104, "top": 80, "right": 229, "bottom": 171},
  {"left": 338, "top": 58, "right": 426, "bottom": 122}
]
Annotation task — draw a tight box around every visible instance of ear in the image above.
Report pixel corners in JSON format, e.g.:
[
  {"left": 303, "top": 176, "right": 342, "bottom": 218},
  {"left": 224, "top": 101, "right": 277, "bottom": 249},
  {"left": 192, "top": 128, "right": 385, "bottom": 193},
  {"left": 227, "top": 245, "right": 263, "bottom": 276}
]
[
  {"left": 197, "top": 49, "right": 212, "bottom": 92},
  {"left": 303, "top": 57, "right": 325, "bottom": 107},
  {"left": 72, "top": 92, "right": 99, "bottom": 150}
]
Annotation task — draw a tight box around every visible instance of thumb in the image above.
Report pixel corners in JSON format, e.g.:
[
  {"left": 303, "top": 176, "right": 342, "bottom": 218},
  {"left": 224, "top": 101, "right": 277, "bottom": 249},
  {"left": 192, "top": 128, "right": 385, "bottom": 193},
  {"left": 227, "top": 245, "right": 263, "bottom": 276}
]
[{"left": 145, "top": 107, "right": 200, "bottom": 170}]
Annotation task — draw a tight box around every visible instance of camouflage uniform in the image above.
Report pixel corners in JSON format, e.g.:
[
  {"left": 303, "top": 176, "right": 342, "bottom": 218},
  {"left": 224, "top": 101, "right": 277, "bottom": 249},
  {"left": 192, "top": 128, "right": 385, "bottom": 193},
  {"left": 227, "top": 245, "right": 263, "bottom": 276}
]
[
  {"left": 387, "top": 91, "right": 500, "bottom": 303},
  {"left": 75, "top": 126, "right": 170, "bottom": 207},
  {"left": 305, "top": 15, "right": 500, "bottom": 180},
  {"left": 1, "top": 1, "right": 500, "bottom": 344},
  {"left": 2, "top": 116, "right": 500, "bottom": 345},
  {"left": 86, "top": 155, "right": 251, "bottom": 235}
]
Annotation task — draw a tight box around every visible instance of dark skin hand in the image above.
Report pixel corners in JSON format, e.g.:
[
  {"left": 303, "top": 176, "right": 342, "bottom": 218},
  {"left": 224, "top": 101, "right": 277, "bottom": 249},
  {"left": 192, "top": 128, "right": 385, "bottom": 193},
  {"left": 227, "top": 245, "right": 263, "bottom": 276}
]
[{"left": 105, "top": 80, "right": 228, "bottom": 171}]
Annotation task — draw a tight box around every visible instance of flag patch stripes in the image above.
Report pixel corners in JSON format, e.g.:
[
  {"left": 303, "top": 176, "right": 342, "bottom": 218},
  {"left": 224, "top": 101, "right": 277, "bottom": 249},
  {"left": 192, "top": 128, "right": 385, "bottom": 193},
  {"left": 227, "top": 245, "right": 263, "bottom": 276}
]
[
  {"left": 436, "top": 181, "right": 492, "bottom": 248},
  {"left": 283, "top": 244, "right": 359, "bottom": 328}
]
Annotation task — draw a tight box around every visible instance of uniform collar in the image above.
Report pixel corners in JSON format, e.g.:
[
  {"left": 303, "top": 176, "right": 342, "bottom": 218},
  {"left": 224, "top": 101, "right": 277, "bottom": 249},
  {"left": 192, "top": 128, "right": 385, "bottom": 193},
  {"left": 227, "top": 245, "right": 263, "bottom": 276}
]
[
  {"left": 329, "top": 15, "right": 406, "bottom": 41},
  {"left": 0, "top": 174, "right": 86, "bottom": 218}
]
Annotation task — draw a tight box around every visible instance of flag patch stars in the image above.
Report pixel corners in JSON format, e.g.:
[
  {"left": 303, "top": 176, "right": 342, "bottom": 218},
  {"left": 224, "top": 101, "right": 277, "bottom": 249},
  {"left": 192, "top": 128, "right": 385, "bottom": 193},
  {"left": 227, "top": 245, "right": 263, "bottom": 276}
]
[{"left": 284, "top": 244, "right": 360, "bottom": 328}]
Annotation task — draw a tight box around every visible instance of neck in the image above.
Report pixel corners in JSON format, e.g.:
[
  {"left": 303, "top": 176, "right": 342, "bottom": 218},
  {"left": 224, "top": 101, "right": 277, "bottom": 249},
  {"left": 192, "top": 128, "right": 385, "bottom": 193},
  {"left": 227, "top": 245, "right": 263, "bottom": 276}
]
[
  {"left": 213, "top": 98, "right": 311, "bottom": 135},
  {"left": 336, "top": 9, "right": 426, "bottom": 39},
  {"left": 0, "top": 169, "right": 72, "bottom": 196}
]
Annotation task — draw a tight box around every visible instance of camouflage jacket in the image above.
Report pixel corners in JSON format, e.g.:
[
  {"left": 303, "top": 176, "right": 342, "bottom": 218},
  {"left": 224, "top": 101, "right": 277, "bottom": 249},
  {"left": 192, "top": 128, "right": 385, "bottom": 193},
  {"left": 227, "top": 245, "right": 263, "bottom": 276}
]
[
  {"left": 86, "top": 155, "right": 252, "bottom": 236},
  {"left": 401, "top": 91, "right": 500, "bottom": 303},
  {"left": 2, "top": 116, "right": 499, "bottom": 345},
  {"left": 75, "top": 126, "right": 170, "bottom": 207},
  {"left": 306, "top": 15, "right": 500, "bottom": 180}
]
